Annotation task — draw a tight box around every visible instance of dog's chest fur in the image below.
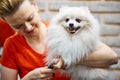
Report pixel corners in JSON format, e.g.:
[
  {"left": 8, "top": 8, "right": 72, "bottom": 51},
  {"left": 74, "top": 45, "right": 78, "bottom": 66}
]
[{"left": 47, "top": 25, "right": 99, "bottom": 66}]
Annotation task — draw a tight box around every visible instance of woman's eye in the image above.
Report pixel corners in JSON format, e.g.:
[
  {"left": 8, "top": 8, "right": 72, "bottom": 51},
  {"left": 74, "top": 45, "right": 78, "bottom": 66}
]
[
  {"left": 66, "top": 18, "right": 69, "bottom": 22},
  {"left": 14, "top": 24, "right": 23, "bottom": 29},
  {"left": 27, "top": 16, "right": 33, "bottom": 22},
  {"left": 75, "top": 18, "right": 81, "bottom": 23}
]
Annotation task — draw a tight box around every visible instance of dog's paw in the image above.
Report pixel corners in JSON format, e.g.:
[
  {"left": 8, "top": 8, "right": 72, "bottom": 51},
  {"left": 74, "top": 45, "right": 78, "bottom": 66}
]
[{"left": 47, "top": 59, "right": 59, "bottom": 69}]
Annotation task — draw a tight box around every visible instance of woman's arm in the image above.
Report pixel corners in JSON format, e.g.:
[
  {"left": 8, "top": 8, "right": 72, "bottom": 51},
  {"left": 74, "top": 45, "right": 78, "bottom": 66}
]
[
  {"left": 53, "top": 42, "right": 118, "bottom": 69},
  {"left": 79, "top": 42, "right": 118, "bottom": 68},
  {"left": 1, "top": 65, "right": 18, "bottom": 80}
]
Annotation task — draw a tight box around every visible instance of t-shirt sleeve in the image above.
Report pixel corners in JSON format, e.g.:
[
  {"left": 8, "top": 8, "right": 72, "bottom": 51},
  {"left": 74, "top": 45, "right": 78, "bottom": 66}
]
[{"left": 1, "top": 38, "right": 18, "bottom": 70}]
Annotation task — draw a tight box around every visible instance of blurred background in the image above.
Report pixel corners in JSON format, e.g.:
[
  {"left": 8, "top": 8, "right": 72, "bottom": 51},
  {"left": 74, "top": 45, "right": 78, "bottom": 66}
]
[{"left": 0, "top": 0, "right": 120, "bottom": 80}]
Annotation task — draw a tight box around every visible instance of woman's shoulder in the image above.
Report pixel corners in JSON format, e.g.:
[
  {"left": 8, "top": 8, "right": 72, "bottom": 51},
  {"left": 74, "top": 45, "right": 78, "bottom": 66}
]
[
  {"left": 6, "top": 32, "right": 21, "bottom": 40},
  {"left": 4, "top": 33, "right": 25, "bottom": 47}
]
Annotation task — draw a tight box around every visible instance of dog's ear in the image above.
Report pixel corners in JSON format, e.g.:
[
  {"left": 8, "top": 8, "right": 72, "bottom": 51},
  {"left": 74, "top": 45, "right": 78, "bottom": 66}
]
[{"left": 59, "top": 6, "right": 69, "bottom": 12}]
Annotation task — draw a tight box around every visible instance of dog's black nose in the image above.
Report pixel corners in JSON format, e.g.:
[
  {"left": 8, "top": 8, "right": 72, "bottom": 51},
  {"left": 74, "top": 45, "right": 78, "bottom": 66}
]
[{"left": 69, "top": 23, "right": 74, "bottom": 28}]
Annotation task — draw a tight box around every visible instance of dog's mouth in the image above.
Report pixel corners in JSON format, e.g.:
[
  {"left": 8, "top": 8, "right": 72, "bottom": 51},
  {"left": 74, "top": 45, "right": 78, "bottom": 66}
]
[{"left": 67, "top": 27, "right": 80, "bottom": 34}]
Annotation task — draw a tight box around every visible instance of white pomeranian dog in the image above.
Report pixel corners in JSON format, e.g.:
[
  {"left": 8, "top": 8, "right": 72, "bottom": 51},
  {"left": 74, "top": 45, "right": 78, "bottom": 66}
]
[{"left": 46, "top": 6, "right": 118, "bottom": 80}]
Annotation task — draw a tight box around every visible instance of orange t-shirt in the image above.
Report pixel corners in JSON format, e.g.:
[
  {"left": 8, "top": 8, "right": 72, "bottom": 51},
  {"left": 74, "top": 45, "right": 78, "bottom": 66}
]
[
  {"left": 1, "top": 22, "right": 70, "bottom": 80},
  {"left": 0, "top": 18, "right": 15, "bottom": 47}
]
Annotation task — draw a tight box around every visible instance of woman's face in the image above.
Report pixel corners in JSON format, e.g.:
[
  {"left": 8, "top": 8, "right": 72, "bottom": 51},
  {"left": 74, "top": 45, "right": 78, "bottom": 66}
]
[{"left": 5, "top": 0, "right": 41, "bottom": 38}]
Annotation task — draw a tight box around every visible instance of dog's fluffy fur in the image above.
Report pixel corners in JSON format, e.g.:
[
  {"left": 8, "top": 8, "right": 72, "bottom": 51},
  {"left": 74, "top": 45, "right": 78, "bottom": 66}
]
[{"left": 46, "top": 6, "right": 117, "bottom": 80}]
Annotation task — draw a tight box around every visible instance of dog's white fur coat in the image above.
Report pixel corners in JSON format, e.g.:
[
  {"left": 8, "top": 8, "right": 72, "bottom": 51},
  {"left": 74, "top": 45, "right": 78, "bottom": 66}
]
[{"left": 46, "top": 6, "right": 117, "bottom": 80}]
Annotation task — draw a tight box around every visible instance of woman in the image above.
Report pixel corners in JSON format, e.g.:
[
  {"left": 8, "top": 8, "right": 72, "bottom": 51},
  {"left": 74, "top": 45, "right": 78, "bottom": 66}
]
[{"left": 0, "top": 0, "right": 118, "bottom": 80}]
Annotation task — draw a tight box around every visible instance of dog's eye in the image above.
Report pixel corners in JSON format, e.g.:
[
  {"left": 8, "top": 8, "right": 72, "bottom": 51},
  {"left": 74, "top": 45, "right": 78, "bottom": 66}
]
[
  {"left": 66, "top": 18, "right": 69, "bottom": 22},
  {"left": 75, "top": 18, "right": 81, "bottom": 23}
]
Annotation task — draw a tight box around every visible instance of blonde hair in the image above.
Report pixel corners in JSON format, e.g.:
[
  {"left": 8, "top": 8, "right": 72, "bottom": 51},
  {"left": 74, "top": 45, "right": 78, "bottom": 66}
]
[
  {"left": 0, "top": 0, "right": 25, "bottom": 18},
  {"left": 0, "top": 0, "right": 37, "bottom": 19}
]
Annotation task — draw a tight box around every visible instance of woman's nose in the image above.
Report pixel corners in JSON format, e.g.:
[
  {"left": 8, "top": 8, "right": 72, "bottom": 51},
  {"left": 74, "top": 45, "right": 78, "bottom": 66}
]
[{"left": 24, "top": 22, "right": 32, "bottom": 31}]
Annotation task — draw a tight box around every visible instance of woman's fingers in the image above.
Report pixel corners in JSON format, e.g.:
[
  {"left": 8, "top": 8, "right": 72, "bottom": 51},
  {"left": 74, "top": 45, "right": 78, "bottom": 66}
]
[
  {"left": 38, "top": 73, "right": 53, "bottom": 79},
  {"left": 52, "top": 57, "right": 65, "bottom": 69},
  {"left": 32, "top": 67, "right": 54, "bottom": 80},
  {"left": 39, "top": 67, "right": 54, "bottom": 77},
  {"left": 22, "top": 67, "right": 55, "bottom": 80}
]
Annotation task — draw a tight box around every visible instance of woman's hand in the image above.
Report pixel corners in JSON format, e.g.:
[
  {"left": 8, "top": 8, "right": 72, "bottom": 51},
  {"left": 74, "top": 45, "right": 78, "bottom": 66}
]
[
  {"left": 52, "top": 57, "right": 64, "bottom": 69},
  {"left": 22, "top": 67, "right": 55, "bottom": 80}
]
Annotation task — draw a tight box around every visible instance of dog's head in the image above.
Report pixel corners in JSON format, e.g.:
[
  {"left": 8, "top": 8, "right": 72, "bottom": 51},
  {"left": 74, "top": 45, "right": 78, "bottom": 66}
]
[{"left": 51, "top": 6, "right": 98, "bottom": 34}]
